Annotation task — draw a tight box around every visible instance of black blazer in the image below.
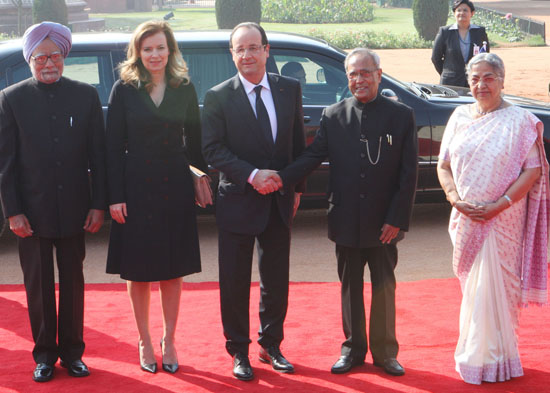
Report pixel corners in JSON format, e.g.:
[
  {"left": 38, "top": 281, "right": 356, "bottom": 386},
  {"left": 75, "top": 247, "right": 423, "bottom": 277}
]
[
  {"left": 201, "top": 73, "right": 306, "bottom": 235},
  {"left": 431, "top": 24, "right": 489, "bottom": 87},
  {"left": 0, "top": 77, "right": 107, "bottom": 238},
  {"left": 279, "top": 95, "right": 418, "bottom": 248}
]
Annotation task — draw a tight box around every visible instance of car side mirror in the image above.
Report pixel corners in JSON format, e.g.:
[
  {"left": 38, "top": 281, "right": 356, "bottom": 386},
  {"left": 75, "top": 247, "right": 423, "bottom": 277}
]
[{"left": 316, "top": 68, "right": 326, "bottom": 83}]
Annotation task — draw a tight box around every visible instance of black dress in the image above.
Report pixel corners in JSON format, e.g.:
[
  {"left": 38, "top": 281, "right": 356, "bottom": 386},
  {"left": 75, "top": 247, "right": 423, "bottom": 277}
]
[{"left": 105, "top": 79, "right": 207, "bottom": 281}]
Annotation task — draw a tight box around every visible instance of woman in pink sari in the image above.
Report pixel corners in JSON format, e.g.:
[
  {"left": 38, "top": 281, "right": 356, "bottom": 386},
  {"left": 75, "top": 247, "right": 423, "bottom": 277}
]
[{"left": 437, "top": 53, "right": 549, "bottom": 385}]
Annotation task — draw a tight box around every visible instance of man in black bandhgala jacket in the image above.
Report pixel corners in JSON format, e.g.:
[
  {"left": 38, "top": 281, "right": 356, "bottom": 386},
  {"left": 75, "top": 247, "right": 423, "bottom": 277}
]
[
  {"left": 0, "top": 22, "right": 107, "bottom": 383},
  {"left": 278, "top": 48, "right": 418, "bottom": 377}
]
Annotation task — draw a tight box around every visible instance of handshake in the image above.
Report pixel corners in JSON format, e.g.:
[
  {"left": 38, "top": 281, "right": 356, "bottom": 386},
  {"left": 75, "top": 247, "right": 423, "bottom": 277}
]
[{"left": 252, "top": 169, "right": 283, "bottom": 195}]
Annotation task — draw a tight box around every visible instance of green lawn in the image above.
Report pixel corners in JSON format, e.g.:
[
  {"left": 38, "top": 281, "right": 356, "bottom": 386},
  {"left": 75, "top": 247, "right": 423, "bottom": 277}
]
[{"left": 92, "top": 7, "right": 416, "bottom": 34}]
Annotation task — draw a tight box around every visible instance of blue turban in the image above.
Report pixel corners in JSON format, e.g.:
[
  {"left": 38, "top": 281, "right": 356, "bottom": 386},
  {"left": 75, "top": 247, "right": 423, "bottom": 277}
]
[{"left": 22, "top": 22, "right": 72, "bottom": 63}]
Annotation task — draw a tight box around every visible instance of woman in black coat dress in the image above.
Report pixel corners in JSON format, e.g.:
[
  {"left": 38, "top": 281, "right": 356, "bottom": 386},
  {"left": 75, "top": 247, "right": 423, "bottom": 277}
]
[
  {"left": 431, "top": 0, "right": 489, "bottom": 87},
  {"left": 105, "top": 21, "right": 211, "bottom": 374}
]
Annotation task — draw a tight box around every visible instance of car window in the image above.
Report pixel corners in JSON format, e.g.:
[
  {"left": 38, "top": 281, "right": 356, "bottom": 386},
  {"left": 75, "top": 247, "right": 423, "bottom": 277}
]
[
  {"left": 3, "top": 52, "right": 113, "bottom": 106},
  {"left": 64, "top": 53, "right": 114, "bottom": 105},
  {"left": 270, "top": 50, "right": 349, "bottom": 106},
  {"left": 181, "top": 48, "right": 237, "bottom": 104}
]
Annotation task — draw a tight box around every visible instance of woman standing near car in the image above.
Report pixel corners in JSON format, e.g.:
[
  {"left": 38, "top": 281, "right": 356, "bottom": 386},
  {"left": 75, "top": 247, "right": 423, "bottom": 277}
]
[
  {"left": 105, "top": 20, "right": 211, "bottom": 374},
  {"left": 431, "top": 0, "right": 489, "bottom": 87},
  {"left": 437, "top": 53, "right": 548, "bottom": 384}
]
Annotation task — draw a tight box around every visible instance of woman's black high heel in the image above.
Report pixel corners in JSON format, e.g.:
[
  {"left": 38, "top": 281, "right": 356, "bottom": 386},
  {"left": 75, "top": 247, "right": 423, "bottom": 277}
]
[
  {"left": 139, "top": 341, "right": 157, "bottom": 374},
  {"left": 161, "top": 339, "right": 179, "bottom": 373}
]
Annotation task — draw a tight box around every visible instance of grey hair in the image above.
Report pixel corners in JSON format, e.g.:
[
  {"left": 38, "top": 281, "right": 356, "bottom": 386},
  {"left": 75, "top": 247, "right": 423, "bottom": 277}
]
[
  {"left": 466, "top": 53, "right": 505, "bottom": 79},
  {"left": 345, "top": 48, "right": 380, "bottom": 71}
]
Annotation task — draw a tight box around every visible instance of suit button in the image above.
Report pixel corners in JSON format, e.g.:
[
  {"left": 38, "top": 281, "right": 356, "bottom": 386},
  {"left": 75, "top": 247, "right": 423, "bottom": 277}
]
[
  {"left": 53, "top": 137, "right": 59, "bottom": 143},
  {"left": 49, "top": 94, "right": 54, "bottom": 99},
  {"left": 360, "top": 193, "right": 365, "bottom": 199},
  {"left": 51, "top": 115, "right": 56, "bottom": 120},
  {"left": 57, "top": 185, "right": 63, "bottom": 190},
  {"left": 360, "top": 153, "right": 366, "bottom": 159},
  {"left": 56, "top": 161, "right": 62, "bottom": 166},
  {"left": 360, "top": 173, "right": 365, "bottom": 178}
]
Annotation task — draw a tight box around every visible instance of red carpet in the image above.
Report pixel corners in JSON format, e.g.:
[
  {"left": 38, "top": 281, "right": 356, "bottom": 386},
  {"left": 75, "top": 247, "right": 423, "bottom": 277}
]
[{"left": 0, "top": 278, "right": 549, "bottom": 393}]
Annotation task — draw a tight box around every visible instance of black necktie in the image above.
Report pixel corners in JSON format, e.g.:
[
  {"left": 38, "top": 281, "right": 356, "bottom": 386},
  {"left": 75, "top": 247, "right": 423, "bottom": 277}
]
[{"left": 254, "top": 85, "right": 274, "bottom": 145}]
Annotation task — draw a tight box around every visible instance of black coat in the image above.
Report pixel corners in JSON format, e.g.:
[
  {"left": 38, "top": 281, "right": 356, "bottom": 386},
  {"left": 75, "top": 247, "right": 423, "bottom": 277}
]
[
  {"left": 0, "top": 77, "right": 107, "bottom": 238},
  {"left": 279, "top": 95, "right": 418, "bottom": 248},
  {"left": 431, "top": 24, "right": 489, "bottom": 87},
  {"left": 201, "top": 73, "right": 306, "bottom": 235},
  {"left": 105, "top": 80, "right": 206, "bottom": 281}
]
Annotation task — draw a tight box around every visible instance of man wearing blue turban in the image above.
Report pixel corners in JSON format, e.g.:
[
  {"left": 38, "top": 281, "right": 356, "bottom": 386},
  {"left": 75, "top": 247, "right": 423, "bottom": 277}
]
[{"left": 0, "top": 22, "right": 107, "bottom": 382}]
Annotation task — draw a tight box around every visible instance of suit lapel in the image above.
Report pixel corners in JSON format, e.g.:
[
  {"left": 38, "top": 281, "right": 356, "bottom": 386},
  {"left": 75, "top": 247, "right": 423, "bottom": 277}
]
[{"left": 267, "top": 73, "right": 282, "bottom": 151}]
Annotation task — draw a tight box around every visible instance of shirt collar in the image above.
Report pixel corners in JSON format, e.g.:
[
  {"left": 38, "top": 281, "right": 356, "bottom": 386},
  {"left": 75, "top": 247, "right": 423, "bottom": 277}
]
[
  {"left": 449, "top": 23, "right": 481, "bottom": 30},
  {"left": 238, "top": 72, "right": 270, "bottom": 95}
]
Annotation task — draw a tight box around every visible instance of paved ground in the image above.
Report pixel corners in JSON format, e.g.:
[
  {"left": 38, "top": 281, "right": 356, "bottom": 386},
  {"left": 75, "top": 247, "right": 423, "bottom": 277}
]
[{"left": 0, "top": 204, "right": 455, "bottom": 284}]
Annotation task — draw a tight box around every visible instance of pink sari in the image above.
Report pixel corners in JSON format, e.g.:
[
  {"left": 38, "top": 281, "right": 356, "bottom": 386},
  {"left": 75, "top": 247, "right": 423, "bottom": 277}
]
[{"left": 439, "top": 104, "right": 549, "bottom": 384}]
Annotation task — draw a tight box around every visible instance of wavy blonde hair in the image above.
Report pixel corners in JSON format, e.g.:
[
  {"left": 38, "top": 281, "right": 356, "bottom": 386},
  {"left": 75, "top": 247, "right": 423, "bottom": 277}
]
[{"left": 118, "top": 20, "right": 189, "bottom": 91}]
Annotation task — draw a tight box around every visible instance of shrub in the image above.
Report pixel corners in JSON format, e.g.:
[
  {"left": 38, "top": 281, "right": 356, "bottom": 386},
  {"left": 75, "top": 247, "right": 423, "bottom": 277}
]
[
  {"left": 307, "top": 28, "right": 432, "bottom": 49},
  {"left": 32, "top": 0, "right": 68, "bottom": 26},
  {"left": 262, "top": 0, "right": 374, "bottom": 24},
  {"left": 412, "top": 0, "right": 448, "bottom": 41},
  {"left": 471, "top": 10, "right": 525, "bottom": 42},
  {"left": 215, "top": 0, "right": 261, "bottom": 29}
]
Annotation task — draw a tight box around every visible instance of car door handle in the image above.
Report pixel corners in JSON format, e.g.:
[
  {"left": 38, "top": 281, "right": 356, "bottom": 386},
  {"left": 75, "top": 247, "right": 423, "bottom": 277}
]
[{"left": 303, "top": 115, "right": 311, "bottom": 123}]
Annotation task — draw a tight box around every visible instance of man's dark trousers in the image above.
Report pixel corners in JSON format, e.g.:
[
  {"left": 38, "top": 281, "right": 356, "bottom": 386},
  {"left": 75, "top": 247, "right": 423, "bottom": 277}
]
[
  {"left": 18, "top": 232, "right": 86, "bottom": 365},
  {"left": 336, "top": 243, "right": 399, "bottom": 362}
]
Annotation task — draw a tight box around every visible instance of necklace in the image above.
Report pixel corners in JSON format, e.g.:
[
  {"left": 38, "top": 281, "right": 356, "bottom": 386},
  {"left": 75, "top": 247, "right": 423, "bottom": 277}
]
[
  {"left": 360, "top": 136, "right": 382, "bottom": 165},
  {"left": 476, "top": 100, "right": 504, "bottom": 115}
]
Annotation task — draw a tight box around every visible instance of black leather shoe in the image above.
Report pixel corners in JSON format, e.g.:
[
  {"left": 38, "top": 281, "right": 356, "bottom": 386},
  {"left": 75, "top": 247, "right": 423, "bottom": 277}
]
[
  {"left": 259, "top": 346, "right": 294, "bottom": 373},
  {"left": 233, "top": 353, "right": 254, "bottom": 381},
  {"left": 330, "top": 355, "right": 364, "bottom": 374},
  {"left": 373, "top": 358, "right": 405, "bottom": 376},
  {"left": 60, "top": 359, "right": 90, "bottom": 377},
  {"left": 33, "top": 363, "right": 54, "bottom": 382}
]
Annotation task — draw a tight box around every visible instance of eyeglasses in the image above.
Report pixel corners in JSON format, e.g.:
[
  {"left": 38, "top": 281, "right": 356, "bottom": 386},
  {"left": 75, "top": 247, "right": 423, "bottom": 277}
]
[
  {"left": 347, "top": 68, "right": 379, "bottom": 81},
  {"left": 232, "top": 45, "right": 266, "bottom": 58},
  {"left": 469, "top": 74, "right": 501, "bottom": 86},
  {"left": 31, "top": 52, "right": 63, "bottom": 65}
]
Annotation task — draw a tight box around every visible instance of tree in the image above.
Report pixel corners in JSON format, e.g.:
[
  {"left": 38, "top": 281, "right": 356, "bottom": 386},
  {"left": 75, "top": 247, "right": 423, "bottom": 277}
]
[
  {"left": 215, "top": 0, "right": 261, "bottom": 30},
  {"left": 33, "top": 0, "right": 68, "bottom": 26},
  {"left": 412, "top": 0, "right": 449, "bottom": 41}
]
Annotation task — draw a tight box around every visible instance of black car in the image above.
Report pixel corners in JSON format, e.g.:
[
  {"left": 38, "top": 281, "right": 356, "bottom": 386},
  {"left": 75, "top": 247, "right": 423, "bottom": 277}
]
[{"left": 1, "top": 31, "right": 550, "bottom": 235}]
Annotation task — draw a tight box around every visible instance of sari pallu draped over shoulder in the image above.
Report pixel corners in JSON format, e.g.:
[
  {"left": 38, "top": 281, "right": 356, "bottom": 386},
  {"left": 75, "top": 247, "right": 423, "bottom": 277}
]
[{"left": 441, "top": 105, "right": 549, "bottom": 307}]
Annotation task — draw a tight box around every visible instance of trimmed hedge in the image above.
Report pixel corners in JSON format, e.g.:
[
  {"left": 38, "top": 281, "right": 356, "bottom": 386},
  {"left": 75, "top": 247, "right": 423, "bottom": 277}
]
[
  {"left": 308, "top": 28, "right": 432, "bottom": 49},
  {"left": 33, "top": 0, "right": 68, "bottom": 26},
  {"left": 215, "top": 0, "right": 261, "bottom": 29},
  {"left": 262, "top": 0, "right": 374, "bottom": 24},
  {"left": 412, "top": 0, "right": 448, "bottom": 41}
]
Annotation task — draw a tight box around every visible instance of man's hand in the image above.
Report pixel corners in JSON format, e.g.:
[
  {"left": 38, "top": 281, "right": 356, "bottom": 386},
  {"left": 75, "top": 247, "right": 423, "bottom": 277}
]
[
  {"left": 252, "top": 170, "right": 283, "bottom": 195},
  {"left": 293, "top": 193, "right": 301, "bottom": 218},
  {"left": 379, "top": 223, "right": 400, "bottom": 244},
  {"left": 84, "top": 209, "right": 104, "bottom": 233},
  {"left": 109, "top": 203, "right": 127, "bottom": 224},
  {"left": 9, "top": 214, "right": 33, "bottom": 238}
]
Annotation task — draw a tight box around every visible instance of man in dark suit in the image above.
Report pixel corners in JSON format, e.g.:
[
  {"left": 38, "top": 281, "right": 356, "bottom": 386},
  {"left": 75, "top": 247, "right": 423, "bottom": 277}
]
[
  {"left": 277, "top": 48, "right": 418, "bottom": 377},
  {"left": 201, "top": 22, "right": 306, "bottom": 381},
  {"left": 0, "top": 22, "right": 107, "bottom": 382}
]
